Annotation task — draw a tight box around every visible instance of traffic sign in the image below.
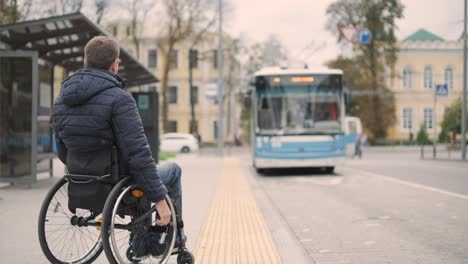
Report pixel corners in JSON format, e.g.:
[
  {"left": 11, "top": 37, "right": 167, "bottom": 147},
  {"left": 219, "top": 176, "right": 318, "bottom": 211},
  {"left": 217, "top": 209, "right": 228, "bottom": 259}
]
[
  {"left": 339, "top": 26, "right": 357, "bottom": 43},
  {"left": 205, "top": 82, "right": 218, "bottom": 101},
  {"left": 435, "top": 84, "right": 448, "bottom": 96},
  {"left": 356, "top": 28, "right": 372, "bottom": 44}
]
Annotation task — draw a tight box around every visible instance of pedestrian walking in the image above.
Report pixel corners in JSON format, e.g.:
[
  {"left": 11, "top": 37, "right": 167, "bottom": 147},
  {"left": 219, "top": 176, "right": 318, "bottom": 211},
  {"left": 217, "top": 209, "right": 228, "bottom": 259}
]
[{"left": 353, "top": 132, "right": 367, "bottom": 159}]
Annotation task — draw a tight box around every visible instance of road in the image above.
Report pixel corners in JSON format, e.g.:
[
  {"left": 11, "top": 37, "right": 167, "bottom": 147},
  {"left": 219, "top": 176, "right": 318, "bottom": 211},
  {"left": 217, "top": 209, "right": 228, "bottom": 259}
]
[{"left": 248, "top": 147, "right": 468, "bottom": 264}]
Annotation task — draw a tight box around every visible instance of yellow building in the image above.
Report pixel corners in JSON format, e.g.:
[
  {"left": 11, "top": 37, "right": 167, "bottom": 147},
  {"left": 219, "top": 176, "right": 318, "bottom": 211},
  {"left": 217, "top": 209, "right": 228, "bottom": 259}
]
[
  {"left": 106, "top": 24, "right": 241, "bottom": 143},
  {"left": 388, "top": 29, "right": 463, "bottom": 141}
]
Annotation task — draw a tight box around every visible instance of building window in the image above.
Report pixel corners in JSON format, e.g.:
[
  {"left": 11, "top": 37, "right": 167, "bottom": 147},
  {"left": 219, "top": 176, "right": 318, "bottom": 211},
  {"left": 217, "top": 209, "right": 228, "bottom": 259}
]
[
  {"left": 167, "top": 121, "right": 177, "bottom": 133},
  {"left": 213, "top": 49, "right": 218, "bottom": 69},
  {"left": 170, "top": 50, "right": 178, "bottom": 69},
  {"left": 147, "top": 49, "right": 157, "bottom": 68},
  {"left": 423, "top": 108, "right": 433, "bottom": 129},
  {"left": 423, "top": 66, "right": 433, "bottom": 89},
  {"left": 126, "top": 26, "right": 131, "bottom": 37},
  {"left": 189, "top": 49, "right": 198, "bottom": 68},
  {"left": 168, "top": 86, "right": 178, "bottom": 104},
  {"left": 112, "top": 25, "right": 118, "bottom": 36},
  {"left": 402, "top": 66, "right": 412, "bottom": 89},
  {"left": 402, "top": 108, "right": 413, "bottom": 130},
  {"left": 445, "top": 66, "right": 454, "bottom": 89},
  {"left": 190, "top": 86, "right": 198, "bottom": 105}
]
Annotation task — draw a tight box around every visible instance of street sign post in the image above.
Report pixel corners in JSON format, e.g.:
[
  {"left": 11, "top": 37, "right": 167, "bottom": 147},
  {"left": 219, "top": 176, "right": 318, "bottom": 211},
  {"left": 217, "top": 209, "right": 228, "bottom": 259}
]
[{"left": 433, "top": 84, "right": 449, "bottom": 158}]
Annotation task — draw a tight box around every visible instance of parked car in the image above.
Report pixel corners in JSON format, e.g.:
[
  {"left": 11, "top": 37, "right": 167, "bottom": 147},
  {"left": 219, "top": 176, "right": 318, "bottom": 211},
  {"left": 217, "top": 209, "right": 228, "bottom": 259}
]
[{"left": 160, "top": 133, "right": 199, "bottom": 153}]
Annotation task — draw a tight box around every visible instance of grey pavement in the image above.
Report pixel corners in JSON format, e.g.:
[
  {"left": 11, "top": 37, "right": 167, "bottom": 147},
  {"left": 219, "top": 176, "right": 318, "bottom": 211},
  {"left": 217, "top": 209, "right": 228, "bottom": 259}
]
[
  {"left": 248, "top": 146, "right": 468, "bottom": 264},
  {"left": 0, "top": 152, "right": 223, "bottom": 264}
]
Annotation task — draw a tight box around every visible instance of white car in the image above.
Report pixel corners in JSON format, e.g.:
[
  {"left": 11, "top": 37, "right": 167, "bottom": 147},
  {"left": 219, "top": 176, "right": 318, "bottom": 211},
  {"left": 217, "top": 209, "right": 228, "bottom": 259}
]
[{"left": 160, "top": 133, "right": 199, "bottom": 153}]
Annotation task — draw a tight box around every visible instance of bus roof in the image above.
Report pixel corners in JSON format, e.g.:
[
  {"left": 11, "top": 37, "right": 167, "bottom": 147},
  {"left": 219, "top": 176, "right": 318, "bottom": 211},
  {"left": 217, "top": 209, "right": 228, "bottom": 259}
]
[{"left": 254, "top": 67, "right": 343, "bottom": 76}]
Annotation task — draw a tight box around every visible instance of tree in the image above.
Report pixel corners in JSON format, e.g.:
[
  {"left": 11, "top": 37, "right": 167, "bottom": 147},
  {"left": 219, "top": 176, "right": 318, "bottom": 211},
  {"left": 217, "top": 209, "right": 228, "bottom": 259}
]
[
  {"left": 441, "top": 97, "right": 468, "bottom": 137},
  {"left": 244, "top": 34, "right": 288, "bottom": 76},
  {"left": 156, "top": 0, "right": 217, "bottom": 133},
  {"left": 416, "top": 124, "right": 430, "bottom": 145},
  {"left": 95, "top": 0, "right": 108, "bottom": 25},
  {"left": 42, "top": 0, "right": 83, "bottom": 16},
  {"left": 326, "top": 0, "right": 404, "bottom": 141},
  {"left": 187, "top": 16, "right": 217, "bottom": 135},
  {"left": 0, "top": 0, "right": 32, "bottom": 25},
  {"left": 121, "top": 0, "right": 154, "bottom": 59}
]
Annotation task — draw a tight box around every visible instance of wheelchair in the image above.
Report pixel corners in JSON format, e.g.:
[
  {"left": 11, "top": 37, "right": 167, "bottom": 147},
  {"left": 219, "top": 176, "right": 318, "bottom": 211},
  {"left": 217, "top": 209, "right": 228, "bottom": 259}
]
[{"left": 38, "top": 169, "right": 194, "bottom": 264}]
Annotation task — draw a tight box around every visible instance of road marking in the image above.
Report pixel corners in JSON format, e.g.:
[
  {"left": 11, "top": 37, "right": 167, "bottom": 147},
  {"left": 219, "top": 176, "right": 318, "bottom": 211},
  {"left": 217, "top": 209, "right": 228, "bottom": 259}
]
[
  {"left": 295, "top": 177, "right": 343, "bottom": 186},
  {"left": 345, "top": 167, "right": 468, "bottom": 200},
  {"left": 194, "top": 158, "right": 282, "bottom": 264}
]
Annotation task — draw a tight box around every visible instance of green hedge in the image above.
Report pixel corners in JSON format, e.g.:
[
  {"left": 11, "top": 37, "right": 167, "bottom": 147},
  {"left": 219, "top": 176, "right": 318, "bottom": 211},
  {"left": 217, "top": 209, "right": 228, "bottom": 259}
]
[{"left": 159, "top": 152, "right": 177, "bottom": 161}]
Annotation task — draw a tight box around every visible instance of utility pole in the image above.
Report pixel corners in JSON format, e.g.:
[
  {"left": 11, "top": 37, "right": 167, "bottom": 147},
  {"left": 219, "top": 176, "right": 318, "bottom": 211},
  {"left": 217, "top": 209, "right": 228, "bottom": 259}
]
[
  {"left": 217, "top": 0, "right": 224, "bottom": 152},
  {"left": 462, "top": 0, "right": 467, "bottom": 160},
  {"left": 433, "top": 88, "right": 437, "bottom": 158}
]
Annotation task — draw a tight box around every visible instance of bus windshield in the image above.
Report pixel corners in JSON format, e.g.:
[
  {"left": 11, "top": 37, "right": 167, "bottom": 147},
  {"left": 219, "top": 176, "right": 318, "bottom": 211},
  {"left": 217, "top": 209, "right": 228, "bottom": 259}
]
[{"left": 257, "top": 90, "right": 341, "bottom": 135}]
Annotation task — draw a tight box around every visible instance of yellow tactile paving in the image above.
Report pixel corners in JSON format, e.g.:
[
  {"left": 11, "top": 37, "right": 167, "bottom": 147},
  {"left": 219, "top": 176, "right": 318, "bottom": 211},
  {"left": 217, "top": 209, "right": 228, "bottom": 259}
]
[{"left": 194, "top": 157, "right": 282, "bottom": 264}]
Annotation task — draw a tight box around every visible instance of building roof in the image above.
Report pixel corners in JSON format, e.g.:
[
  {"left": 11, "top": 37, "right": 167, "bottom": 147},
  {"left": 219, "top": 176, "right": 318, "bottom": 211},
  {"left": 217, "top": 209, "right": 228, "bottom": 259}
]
[
  {"left": 255, "top": 67, "right": 342, "bottom": 76},
  {"left": 403, "top": 29, "right": 445, "bottom": 42},
  {"left": 0, "top": 12, "right": 157, "bottom": 87}
]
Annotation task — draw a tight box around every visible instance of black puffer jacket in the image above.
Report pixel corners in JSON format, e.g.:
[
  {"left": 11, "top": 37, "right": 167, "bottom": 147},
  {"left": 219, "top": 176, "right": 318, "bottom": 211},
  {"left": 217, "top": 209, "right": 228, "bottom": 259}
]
[{"left": 52, "top": 67, "right": 167, "bottom": 202}]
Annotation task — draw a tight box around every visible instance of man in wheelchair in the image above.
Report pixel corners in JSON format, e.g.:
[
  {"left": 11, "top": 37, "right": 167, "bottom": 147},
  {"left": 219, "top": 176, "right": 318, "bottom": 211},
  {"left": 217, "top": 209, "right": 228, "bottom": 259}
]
[{"left": 51, "top": 36, "right": 187, "bottom": 260}]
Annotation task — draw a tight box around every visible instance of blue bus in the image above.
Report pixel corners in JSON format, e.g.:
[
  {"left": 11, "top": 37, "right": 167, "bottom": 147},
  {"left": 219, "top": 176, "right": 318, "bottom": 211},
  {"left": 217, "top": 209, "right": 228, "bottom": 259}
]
[{"left": 250, "top": 67, "right": 346, "bottom": 173}]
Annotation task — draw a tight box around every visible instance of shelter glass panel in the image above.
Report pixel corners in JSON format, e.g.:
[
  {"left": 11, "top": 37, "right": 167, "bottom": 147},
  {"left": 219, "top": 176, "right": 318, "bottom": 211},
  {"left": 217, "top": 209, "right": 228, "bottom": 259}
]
[{"left": 0, "top": 57, "right": 33, "bottom": 178}]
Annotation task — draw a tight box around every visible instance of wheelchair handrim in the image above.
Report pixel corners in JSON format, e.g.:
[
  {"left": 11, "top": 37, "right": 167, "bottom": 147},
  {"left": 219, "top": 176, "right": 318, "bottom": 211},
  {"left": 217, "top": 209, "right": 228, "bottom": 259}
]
[{"left": 110, "top": 184, "right": 177, "bottom": 264}]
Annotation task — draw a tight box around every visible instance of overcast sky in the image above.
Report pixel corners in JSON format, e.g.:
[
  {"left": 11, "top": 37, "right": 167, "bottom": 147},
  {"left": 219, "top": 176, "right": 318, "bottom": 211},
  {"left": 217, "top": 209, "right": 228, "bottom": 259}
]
[{"left": 226, "top": 0, "right": 464, "bottom": 67}]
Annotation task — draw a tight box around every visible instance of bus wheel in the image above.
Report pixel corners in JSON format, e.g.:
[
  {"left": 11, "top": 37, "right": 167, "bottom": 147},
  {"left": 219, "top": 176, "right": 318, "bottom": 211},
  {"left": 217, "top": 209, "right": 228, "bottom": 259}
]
[{"left": 325, "top": 166, "right": 335, "bottom": 174}]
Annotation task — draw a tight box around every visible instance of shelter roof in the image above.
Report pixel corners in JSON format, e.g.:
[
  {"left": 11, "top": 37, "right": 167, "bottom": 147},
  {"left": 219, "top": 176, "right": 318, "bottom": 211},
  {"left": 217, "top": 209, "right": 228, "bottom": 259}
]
[{"left": 0, "top": 12, "right": 157, "bottom": 87}]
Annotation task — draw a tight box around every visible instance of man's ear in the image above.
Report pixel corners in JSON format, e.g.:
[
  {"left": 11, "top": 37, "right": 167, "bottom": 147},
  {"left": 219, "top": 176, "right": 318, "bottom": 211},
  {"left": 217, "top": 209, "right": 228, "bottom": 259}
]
[{"left": 109, "top": 60, "right": 118, "bottom": 73}]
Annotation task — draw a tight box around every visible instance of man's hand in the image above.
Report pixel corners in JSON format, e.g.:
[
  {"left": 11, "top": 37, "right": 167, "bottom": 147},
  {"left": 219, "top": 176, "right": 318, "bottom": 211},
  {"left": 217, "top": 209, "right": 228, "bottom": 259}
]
[{"left": 154, "top": 199, "right": 171, "bottom": 226}]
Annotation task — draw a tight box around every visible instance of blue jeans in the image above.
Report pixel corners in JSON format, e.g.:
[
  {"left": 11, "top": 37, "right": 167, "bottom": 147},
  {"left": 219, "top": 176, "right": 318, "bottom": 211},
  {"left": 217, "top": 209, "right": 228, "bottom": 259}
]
[{"left": 157, "top": 162, "right": 183, "bottom": 222}]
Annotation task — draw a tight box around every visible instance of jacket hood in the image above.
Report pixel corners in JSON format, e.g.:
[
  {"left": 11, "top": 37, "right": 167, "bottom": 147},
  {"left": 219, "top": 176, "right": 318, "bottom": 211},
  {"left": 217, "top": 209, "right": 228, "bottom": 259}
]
[{"left": 61, "top": 67, "right": 126, "bottom": 107}]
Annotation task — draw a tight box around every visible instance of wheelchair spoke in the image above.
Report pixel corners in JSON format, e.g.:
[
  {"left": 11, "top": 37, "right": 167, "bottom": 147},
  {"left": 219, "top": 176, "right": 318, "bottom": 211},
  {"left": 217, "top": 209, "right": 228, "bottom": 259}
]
[
  {"left": 106, "top": 185, "right": 178, "bottom": 264},
  {"left": 40, "top": 179, "right": 102, "bottom": 264}
]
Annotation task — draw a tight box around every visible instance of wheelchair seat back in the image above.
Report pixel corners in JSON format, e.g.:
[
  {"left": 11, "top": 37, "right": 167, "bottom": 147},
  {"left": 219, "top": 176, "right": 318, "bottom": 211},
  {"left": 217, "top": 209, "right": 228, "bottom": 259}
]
[{"left": 66, "top": 148, "right": 120, "bottom": 214}]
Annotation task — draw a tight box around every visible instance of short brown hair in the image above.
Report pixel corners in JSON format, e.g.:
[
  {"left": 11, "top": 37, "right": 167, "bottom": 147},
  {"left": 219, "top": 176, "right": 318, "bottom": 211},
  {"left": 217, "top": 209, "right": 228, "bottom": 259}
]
[{"left": 84, "top": 36, "right": 120, "bottom": 70}]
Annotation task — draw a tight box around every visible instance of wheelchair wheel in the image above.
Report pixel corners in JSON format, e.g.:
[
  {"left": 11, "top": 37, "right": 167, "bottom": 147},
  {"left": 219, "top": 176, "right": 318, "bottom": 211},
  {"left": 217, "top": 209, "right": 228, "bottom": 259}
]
[
  {"left": 38, "top": 178, "right": 103, "bottom": 264},
  {"left": 102, "top": 177, "right": 178, "bottom": 264},
  {"left": 177, "top": 249, "right": 195, "bottom": 264}
]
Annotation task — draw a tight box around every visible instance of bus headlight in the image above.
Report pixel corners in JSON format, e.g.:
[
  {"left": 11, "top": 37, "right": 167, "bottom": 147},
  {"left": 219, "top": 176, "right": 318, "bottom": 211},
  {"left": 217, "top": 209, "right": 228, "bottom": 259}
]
[{"left": 271, "top": 137, "right": 282, "bottom": 148}]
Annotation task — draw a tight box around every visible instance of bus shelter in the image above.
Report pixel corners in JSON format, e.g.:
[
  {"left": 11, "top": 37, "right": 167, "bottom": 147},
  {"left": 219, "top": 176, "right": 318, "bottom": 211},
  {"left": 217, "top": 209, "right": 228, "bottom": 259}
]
[{"left": 0, "top": 13, "right": 158, "bottom": 185}]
